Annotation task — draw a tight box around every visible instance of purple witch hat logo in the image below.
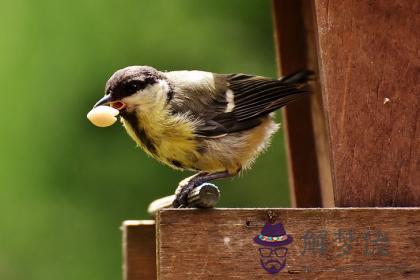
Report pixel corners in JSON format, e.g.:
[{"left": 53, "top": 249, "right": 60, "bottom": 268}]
[{"left": 254, "top": 223, "right": 293, "bottom": 274}]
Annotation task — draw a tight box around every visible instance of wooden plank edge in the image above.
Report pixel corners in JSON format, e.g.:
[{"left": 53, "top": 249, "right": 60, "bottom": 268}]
[
  {"left": 122, "top": 220, "right": 156, "bottom": 280},
  {"left": 157, "top": 207, "right": 420, "bottom": 212}
]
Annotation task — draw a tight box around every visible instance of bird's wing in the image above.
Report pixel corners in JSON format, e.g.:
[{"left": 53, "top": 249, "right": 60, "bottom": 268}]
[{"left": 166, "top": 71, "right": 310, "bottom": 137}]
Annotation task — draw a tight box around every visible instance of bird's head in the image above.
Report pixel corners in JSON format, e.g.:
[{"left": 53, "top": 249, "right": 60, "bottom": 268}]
[{"left": 94, "top": 66, "right": 170, "bottom": 113}]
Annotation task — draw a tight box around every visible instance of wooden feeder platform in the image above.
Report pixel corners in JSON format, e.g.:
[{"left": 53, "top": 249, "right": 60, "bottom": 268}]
[{"left": 122, "top": 0, "right": 419, "bottom": 279}]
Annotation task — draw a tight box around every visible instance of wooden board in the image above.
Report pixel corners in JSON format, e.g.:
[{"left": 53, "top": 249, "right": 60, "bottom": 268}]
[
  {"left": 156, "top": 208, "right": 420, "bottom": 279},
  {"left": 312, "top": 0, "right": 420, "bottom": 206},
  {"left": 122, "top": 221, "right": 156, "bottom": 280},
  {"left": 272, "top": 0, "right": 334, "bottom": 207}
]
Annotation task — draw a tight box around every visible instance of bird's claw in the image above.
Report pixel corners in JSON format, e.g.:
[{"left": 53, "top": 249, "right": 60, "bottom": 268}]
[{"left": 172, "top": 179, "right": 200, "bottom": 208}]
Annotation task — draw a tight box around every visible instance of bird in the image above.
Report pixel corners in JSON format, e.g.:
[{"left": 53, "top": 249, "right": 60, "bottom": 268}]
[{"left": 93, "top": 66, "right": 312, "bottom": 207}]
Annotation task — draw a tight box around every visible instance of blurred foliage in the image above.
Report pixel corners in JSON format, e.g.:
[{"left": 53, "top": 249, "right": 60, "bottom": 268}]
[{"left": 0, "top": 0, "right": 290, "bottom": 279}]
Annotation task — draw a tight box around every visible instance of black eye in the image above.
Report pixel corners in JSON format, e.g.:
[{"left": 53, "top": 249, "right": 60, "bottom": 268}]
[{"left": 125, "top": 82, "right": 140, "bottom": 94}]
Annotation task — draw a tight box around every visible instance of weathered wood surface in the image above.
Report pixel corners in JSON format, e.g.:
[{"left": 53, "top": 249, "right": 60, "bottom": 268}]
[
  {"left": 272, "top": 0, "right": 334, "bottom": 207},
  {"left": 156, "top": 208, "right": 420, "bottom": 279},
  {"left": 313, "top": 0, "right": 420, "bottom": 206},
  {"left": 122, "top": 221, "right": 156, "bottom": 280}
]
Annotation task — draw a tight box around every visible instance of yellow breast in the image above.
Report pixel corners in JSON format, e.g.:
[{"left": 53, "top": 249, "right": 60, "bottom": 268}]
[{"left": 121, "top": 108, "right": 201, "bottom": 170}]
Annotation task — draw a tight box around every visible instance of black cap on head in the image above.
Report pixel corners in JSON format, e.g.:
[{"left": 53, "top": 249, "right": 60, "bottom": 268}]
[{"left": 105, "top": 66, "right": 164, "bottom": 99}]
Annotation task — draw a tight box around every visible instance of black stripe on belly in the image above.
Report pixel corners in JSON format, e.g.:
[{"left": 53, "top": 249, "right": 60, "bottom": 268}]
[
  {"left": 121, "top": 111, "right": 158, "bottom": 156},
  {"left": 170, "top": 159, "right": 184, "bottom": 169}
]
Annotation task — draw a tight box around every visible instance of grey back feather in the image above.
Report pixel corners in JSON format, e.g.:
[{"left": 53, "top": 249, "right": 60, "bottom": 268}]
[{"left": 165, "top": 71, "right": 310, "bottom": 137}]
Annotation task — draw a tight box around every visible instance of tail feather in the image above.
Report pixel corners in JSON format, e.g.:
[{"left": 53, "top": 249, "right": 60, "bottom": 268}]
[{"left": 279, "top": 70, "right": 314, "bottom": 84}]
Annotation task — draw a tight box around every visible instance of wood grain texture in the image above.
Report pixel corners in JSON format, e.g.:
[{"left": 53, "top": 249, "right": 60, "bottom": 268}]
[
  {"left": 123, "top": 221, "right": 156, "bottom": 280},
  {"left": 156, "top": 208, "right": 420, "bottom": 279},
  {"left": 272, "top": 0, "right": 334, "bottom": 207},
  {"left": 313, "top": 0, "right": 420, "bottom": 206}
]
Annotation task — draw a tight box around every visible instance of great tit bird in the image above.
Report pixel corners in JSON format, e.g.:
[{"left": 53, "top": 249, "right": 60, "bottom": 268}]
[{"left": 93, "top": 66, "right": 311, "bottom": 207}]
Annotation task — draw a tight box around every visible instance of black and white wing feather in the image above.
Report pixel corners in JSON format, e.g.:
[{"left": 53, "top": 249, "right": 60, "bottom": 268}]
[
  {"left": 224, "top": 73, "right": 309, "bottom": 121},
  {"left": 166, "top": 71, "right": 311, "bottom": 137}
]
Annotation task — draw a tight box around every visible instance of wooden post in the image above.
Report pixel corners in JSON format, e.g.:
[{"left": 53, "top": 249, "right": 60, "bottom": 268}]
[
  {"left": 274, "top": 0, "right": 419, "bottom": 207},
  {"left": 122, "top": 221, "right": 156, "bottom": 280},
  {"left": 312, "top": 0, "right": 419, "bottom": 206},
  {"left": 272, "top": 0, "right": 335, "bottom": 208}
]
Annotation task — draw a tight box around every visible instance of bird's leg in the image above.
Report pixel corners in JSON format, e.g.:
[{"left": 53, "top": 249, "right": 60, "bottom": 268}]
[{"left": 172, "top": 171, "right": 232, "bottom": 208}]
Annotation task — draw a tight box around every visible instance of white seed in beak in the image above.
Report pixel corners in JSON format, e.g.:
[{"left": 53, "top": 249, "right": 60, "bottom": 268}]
[{"left": 87, "top": 105, "right": 119, "bottom": 127}]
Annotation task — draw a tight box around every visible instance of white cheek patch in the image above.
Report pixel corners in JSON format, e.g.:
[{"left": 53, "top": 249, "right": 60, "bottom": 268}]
[
  {"left": 123, "top": 92, "right": 143, "bottom": 109},
  {"left": 122, "top": 80, "right": 170, "bottom": 111},
  {"left": 157, "top": 80, "right": 170, "bottom": 101},
  {"left": 225, "top": 89, "right": 235, "bottom": 112},
  {"left": 148, "top": 80, "right": 170, "bottom": 105}
]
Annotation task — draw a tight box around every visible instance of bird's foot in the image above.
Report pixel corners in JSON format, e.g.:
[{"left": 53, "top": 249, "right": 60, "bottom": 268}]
[
  {"left": 172, "top": 171, "right": 231, "bottom": 208},
  {"left": 172, "top": 175, "right": 203, "bottom": 208}
]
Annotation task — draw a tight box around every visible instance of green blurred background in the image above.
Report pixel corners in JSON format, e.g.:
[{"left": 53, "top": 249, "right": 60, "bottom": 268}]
[{"left": 0, "top": 0, "right": 290, "bottom": 279}]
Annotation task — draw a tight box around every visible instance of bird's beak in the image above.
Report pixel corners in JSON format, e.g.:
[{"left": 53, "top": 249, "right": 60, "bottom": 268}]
[
  {"left": 93, "top": 94, "right": 127, "bottom": 110},
  {"left": 94, "top": 94, "right": 113, "bottom": 108}
]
